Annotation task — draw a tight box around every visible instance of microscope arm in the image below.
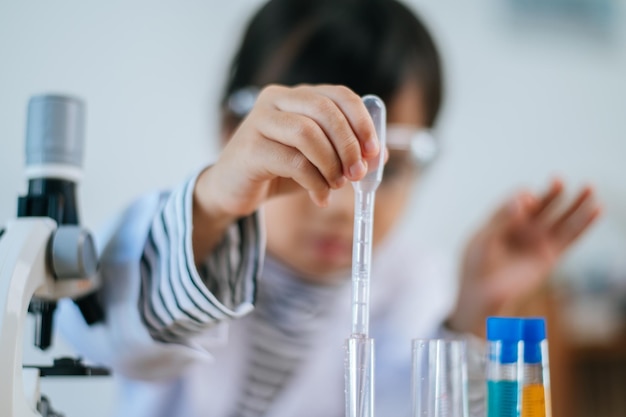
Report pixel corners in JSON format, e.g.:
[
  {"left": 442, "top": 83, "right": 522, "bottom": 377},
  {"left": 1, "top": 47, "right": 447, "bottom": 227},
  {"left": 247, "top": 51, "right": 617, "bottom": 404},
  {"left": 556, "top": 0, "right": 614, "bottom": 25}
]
[
  {"left": 0, "top": 217, "right": 97, "bottom": 417},
  {"left": 0, "top": 218, "right": 56, "bottom": 416}
]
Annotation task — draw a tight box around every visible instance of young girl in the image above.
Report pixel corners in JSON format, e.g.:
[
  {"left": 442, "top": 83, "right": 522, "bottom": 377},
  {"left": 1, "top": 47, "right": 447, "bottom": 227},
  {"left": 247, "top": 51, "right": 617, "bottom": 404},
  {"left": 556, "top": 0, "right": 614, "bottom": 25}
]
[{"left": 59, "top": 0, "right": 600, "bottom": 416}]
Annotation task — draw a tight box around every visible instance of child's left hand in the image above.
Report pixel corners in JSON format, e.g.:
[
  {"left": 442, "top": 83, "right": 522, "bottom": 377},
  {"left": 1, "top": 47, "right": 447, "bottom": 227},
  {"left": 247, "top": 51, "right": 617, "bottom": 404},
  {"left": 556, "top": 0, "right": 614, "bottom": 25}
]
[{"left": 446, "top": 178, "right": 601, "bottom": 337}]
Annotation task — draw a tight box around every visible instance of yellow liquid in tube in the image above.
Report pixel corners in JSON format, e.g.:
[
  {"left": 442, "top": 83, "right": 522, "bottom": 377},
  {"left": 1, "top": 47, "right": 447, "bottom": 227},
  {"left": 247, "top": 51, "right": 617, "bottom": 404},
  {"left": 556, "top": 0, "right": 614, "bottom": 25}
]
[{"left": 522, "top": 384, "right": 551, "bottom": 417}]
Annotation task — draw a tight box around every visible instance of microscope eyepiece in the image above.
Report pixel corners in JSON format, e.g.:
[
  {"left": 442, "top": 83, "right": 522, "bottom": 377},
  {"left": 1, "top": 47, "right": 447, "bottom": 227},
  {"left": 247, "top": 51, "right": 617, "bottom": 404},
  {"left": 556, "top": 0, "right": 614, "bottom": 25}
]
[
  {"left": 25, "top": 95, "right": 85, "bottom": 182},
  {"left": 20, "top": 94, "right": 86, "bottom": 224}
]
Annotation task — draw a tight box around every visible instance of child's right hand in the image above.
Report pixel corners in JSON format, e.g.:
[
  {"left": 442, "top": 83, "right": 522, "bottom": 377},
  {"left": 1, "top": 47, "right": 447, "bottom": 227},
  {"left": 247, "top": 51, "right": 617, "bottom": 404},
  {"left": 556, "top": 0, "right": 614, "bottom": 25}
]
[
  {"left": 192, "top": 85, "right": 381, "bottom": 261},
  {"left": 201, "top": 84, "right": 380, "bottom": 215}
]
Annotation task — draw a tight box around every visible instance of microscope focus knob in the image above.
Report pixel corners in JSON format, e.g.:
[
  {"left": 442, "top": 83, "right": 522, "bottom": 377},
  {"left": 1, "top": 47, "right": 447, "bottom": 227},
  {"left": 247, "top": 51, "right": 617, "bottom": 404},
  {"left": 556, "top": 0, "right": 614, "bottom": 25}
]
[{"left": 51, "top": 225, "right": 98, "bottom": 280}]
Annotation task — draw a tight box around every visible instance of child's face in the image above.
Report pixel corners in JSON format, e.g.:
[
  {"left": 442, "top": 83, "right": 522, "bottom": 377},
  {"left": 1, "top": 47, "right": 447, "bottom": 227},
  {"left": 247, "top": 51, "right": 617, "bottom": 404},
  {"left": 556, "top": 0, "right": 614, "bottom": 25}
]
[{"left": 263, "top": 81, "right": 427, "bottom": 283}]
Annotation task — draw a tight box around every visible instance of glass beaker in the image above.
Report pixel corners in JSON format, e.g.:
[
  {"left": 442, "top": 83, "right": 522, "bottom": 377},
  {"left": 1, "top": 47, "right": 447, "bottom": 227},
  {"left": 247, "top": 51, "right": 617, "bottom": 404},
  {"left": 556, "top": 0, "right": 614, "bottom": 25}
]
[{"left": 411, "top": 339, "right": 469, "bottom": 417}]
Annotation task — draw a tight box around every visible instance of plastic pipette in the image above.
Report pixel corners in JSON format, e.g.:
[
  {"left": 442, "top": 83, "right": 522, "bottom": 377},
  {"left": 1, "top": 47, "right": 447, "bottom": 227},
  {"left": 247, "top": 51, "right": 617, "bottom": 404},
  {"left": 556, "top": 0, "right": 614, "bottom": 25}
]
[{"left": 345, "top": 95, "right": 386, "bottom": 417}]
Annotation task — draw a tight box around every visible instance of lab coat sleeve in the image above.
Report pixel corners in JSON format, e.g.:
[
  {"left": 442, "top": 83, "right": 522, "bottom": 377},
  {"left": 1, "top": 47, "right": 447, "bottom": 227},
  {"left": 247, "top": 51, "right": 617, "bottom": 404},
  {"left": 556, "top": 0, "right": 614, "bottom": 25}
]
[
  {"left": 57, "top": 168, "right": 263, "bottom": 381},
  {"left": 139, "top": 169, "right": 259, "bottom": 344}
]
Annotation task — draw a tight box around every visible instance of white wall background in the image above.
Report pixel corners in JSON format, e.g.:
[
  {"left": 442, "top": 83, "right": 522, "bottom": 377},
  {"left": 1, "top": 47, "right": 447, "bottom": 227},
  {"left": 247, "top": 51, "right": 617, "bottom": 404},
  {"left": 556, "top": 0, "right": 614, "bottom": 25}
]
[{"left": 1, "top": 1, "right": 625, "bottom": 416}]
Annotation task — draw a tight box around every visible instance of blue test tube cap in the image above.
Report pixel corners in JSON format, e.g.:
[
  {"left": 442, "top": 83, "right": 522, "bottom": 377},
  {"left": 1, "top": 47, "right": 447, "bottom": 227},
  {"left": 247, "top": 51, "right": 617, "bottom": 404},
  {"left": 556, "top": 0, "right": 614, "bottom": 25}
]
[
  {"left": 522, "top": 318, "right": 546, "bottom": 364},
  {"left": 487, "top": 317, "right": 522, "bottom": 364}
]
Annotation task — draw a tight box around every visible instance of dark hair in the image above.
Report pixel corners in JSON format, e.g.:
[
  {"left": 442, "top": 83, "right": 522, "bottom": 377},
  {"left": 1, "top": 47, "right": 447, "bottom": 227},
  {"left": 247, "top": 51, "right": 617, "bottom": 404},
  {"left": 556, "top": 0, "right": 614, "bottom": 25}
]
[{"left": 221, "top": 0, "right": 443, "bottom": 127}]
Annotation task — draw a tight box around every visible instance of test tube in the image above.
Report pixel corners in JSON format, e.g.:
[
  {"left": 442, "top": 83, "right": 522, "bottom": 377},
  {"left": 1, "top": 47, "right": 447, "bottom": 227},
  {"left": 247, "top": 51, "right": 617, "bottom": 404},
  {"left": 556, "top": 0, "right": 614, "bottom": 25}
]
[
  {"left": 521, "top": 318, "right": 551, "bottom": 417},
  {"left": 486, "top": 317, "right": 523, "bottom": 417},
  {"left": 346, "top": 336, "right": 375, "bottom": 417}
]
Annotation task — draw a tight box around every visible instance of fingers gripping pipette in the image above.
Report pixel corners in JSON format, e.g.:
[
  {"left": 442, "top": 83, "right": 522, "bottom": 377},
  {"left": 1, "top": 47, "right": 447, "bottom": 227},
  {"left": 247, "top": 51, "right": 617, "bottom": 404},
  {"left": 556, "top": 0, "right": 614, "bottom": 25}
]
[{"left": 345, "top": 95, "right": 386, "bottom": 417}]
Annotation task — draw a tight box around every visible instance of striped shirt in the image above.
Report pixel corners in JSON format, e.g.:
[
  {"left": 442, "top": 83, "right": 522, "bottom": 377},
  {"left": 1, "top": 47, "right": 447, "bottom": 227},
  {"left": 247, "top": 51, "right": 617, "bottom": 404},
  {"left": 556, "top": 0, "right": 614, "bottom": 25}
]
[
  {"left": 230, "top": 256, "right": 343, "bottom": 417},
  {"left": 138, "top": 174, "right": 261, "bottom": 345},
  {"left": 136, "top": 173, "right": 343, "bottom": 416}
]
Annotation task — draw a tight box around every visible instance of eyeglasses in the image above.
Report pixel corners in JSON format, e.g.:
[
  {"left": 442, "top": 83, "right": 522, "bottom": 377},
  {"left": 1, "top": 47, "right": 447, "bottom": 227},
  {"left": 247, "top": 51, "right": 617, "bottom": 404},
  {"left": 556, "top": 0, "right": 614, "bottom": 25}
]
[
  {"left": 386, "top": 125, "right": 439, "bottom": 169},
  {"left": 227, "top": 86, "right": 260, "bottom": 119},
  {"left": 227, "top": 87, "right": 440, "bottom": 169}
]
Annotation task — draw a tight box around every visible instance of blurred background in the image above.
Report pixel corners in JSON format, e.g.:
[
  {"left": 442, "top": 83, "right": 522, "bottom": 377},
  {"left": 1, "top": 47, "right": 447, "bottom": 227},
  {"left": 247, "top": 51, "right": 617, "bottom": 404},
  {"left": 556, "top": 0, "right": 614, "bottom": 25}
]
[{"left": 1, "top": 0, "right": 625, "bottom": 416}]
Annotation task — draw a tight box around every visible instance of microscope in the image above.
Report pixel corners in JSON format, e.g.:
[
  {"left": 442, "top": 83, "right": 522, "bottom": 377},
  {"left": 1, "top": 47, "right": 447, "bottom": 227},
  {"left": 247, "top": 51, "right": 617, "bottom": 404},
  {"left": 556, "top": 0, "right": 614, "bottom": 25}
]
[{"left": 0, "top": 95, "right": 107, "bottom": 416}]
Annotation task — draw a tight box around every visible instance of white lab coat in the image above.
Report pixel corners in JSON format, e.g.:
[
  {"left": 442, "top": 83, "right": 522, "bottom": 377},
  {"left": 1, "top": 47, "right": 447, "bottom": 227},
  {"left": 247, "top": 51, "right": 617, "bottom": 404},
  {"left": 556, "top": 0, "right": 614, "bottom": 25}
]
[{"left": 58, "top": 173, "right": 465, "bottom": 417}]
